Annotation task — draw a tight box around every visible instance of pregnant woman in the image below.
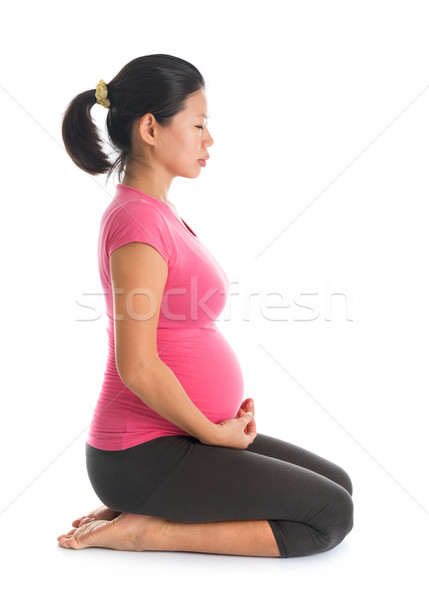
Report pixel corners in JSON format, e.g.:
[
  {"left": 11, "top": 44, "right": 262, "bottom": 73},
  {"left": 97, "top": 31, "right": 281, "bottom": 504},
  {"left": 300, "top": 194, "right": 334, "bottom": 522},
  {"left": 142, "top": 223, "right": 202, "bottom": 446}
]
[{"left": 57, "top": 54, "right": 353, "bottom": 558}]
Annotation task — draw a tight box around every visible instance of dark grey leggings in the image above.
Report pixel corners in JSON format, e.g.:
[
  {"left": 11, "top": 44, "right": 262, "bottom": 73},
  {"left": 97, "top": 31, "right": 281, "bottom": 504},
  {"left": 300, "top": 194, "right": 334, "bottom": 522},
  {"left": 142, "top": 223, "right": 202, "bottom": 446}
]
[{"left": 85, "top": 432, "right": 354, "bottom": 558}]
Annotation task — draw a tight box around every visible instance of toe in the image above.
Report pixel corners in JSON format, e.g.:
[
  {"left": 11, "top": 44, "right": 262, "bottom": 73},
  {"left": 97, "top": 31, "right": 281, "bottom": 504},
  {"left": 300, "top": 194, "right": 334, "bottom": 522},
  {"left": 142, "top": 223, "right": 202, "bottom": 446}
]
[
  {"left": 72, "top": 517, "right": 94, "bottom": 527},
  {"left": 65, "top": 537, "right": 78, "bottom": 549},
  {"left": 62, "top": 539, "right": 77, "bottom": 549},
  {"left": 57, "top": 528, "right": 77, "bottom": 541}
]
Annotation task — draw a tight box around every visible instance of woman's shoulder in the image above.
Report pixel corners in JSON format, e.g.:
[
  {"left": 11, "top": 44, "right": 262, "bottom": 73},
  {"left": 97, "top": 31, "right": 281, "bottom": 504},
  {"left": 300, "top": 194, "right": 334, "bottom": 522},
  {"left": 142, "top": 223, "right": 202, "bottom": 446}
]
[{"left": 102, "top": 196, "right": 168, "bottom": 230}]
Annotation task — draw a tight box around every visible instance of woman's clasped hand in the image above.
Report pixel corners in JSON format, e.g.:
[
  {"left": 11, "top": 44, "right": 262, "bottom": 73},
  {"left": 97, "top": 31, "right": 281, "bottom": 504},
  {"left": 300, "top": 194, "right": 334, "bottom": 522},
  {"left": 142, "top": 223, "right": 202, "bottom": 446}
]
[{"left": 203, "top": 398, "right": 257, "bottom": 449}]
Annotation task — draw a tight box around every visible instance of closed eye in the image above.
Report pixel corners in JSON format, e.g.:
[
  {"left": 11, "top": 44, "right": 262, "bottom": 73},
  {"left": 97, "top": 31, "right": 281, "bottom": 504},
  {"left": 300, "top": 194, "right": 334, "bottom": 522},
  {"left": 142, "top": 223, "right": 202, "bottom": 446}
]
[{"left": 196, "top": 126, "right": 204, "bottom": 130}]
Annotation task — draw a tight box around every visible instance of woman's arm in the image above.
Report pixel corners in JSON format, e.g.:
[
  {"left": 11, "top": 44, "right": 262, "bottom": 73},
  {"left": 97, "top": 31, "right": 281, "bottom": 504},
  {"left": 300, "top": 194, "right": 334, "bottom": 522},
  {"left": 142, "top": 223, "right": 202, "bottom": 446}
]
[
  {"left": 110, "top": 240, "right": 218, "bottom": 444},
  {"left": 121, "top": 356, "right": 218, "bottom": 444}
]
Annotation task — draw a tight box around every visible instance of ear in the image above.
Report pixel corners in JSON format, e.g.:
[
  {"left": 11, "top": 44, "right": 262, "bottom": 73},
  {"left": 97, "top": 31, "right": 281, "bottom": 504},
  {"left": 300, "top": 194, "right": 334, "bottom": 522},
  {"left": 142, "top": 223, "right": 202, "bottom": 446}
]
[{"left": 136, "top": 113, "right": 157, "bottom": 146}]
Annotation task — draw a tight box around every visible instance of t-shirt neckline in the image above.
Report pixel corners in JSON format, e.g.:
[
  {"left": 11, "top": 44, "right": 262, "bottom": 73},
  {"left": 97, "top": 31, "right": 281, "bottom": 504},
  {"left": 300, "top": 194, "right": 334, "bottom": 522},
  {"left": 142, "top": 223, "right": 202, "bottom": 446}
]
[{"left": 117, "top": 183, "right": 199, "bottom": 240}]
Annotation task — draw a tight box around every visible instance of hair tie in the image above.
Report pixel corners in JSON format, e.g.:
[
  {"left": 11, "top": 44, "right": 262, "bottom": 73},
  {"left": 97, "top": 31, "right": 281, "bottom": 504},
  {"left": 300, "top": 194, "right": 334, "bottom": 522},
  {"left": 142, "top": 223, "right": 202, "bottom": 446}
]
[{"left": 95, "top": 79, "right": 110, "bottom": 108}]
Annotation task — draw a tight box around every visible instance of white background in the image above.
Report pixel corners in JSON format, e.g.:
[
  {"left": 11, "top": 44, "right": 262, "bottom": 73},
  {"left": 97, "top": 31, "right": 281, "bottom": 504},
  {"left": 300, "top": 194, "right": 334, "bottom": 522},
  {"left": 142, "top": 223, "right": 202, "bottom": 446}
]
[{"left": 1, "top": 0, "right": 428, "bottom": 597}]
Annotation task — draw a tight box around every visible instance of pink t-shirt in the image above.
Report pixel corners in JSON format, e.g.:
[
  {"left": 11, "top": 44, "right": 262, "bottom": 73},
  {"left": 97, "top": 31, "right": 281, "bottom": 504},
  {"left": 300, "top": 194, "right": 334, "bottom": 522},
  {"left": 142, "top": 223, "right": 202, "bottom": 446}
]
[{"left": 87, "top": 183, "right": 245, "bottom": 450}]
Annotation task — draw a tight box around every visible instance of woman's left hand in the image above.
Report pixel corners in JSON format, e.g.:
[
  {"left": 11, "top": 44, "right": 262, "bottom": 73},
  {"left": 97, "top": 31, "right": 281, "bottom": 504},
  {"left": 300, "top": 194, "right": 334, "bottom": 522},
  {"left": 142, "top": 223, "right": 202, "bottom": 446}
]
[{"left": 234, "top": 398, "right": 256, "bottom": 435}]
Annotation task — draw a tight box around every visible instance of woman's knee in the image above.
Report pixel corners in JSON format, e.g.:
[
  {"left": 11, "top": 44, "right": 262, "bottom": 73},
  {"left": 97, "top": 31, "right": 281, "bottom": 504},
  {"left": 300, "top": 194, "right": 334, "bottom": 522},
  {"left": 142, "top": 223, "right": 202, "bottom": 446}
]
[
  {"left": 324, "top": 486, "right": 354, "bottom": 551},
  {"left": 325, "top": 460, "right": 353, "bottom": 496},
  {"left": 339, "top": 487, "right": 354, "bottom": 537},
  {"left": 273, "top": 487, "right": 354, "bottom": 558},
  {"left": 336, "top": 466, "right": 353, "bottom": 496}
]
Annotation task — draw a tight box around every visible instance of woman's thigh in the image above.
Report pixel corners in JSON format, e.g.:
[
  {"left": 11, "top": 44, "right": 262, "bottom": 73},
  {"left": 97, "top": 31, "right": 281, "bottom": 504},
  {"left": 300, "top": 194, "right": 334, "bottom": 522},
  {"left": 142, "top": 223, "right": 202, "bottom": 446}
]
[
  {"left": 139, "top": 434, "right": 352, "bottom": 527},
  {"left": 244, "top": 433, "right": 353, "bottom": 495}
]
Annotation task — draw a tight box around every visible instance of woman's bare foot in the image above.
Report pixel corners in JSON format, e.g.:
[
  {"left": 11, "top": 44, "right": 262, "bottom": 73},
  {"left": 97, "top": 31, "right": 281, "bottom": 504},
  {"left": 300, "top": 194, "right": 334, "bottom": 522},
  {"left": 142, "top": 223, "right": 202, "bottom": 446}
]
[
  {"left": 57, "top": 512, "right": 167, "bottom": 551},
  {"left": 71, "top": 504, "right": 121, "bottom": 528}
]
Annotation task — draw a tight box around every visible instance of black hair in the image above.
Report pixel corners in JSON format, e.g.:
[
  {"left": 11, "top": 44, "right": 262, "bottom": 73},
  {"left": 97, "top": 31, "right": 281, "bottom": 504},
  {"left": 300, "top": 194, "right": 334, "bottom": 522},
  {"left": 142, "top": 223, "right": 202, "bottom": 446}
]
[{"left": 61, "top": 54, "right": 206, "bottom": 184}]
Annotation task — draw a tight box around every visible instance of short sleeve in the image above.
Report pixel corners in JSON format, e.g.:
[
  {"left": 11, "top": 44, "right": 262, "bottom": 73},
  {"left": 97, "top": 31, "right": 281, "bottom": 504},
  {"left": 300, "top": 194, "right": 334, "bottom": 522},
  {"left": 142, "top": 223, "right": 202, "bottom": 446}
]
[{"left": 106, "top": 200, "right": 176, "bottom": 267}]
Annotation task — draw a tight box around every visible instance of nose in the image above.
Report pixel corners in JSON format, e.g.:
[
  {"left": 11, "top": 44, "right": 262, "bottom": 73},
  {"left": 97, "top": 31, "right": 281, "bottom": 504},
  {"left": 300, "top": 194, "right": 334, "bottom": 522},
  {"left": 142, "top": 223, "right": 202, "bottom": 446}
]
[{"left": 204, "top": 127, "right": 214, "bottom": 147}]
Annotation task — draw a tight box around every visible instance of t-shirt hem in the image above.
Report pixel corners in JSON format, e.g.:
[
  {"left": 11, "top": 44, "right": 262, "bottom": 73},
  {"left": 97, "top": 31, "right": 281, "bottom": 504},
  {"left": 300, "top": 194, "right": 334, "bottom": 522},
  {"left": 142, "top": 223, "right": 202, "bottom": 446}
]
[{"left": 86, "top": 430, "right": 194, "bottom": 451}]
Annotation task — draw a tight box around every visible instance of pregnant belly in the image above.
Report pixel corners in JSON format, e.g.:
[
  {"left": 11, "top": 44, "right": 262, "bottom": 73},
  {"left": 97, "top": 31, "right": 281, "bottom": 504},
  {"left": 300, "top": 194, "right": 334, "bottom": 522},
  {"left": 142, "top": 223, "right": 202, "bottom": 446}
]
[{"left": 157, "top": 325, "right": 245, "bottom": 423}]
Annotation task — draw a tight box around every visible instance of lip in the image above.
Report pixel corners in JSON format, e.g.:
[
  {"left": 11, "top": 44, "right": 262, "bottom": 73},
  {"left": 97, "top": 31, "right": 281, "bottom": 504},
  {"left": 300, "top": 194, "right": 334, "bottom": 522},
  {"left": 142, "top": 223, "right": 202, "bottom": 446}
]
[{"left": 198, "top": 158, "right": 208, "bottom": 166}]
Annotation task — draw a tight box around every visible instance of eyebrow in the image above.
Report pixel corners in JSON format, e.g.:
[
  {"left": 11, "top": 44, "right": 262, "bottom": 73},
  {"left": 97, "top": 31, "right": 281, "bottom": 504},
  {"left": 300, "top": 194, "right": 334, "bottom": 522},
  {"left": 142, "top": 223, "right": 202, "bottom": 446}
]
[{"left": 197, "top": 113, "right": 210, "bottom": 118}]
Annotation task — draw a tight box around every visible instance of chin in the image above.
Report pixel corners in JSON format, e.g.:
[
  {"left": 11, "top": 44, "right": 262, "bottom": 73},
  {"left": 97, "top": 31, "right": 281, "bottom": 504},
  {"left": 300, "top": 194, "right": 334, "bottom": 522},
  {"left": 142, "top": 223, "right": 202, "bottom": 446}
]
[
  {"left": 177, "top": 163, "right": 202, "bottom": 179},
  {"left": 184, "top": 168, "right": 201, "bottom": 179}
]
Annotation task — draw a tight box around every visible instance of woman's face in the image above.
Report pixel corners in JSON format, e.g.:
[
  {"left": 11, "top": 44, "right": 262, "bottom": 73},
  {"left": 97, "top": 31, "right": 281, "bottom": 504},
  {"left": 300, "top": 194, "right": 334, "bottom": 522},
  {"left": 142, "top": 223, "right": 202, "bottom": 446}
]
[{"left": 140, "top": 89, "right": 214, "bottom": 179}]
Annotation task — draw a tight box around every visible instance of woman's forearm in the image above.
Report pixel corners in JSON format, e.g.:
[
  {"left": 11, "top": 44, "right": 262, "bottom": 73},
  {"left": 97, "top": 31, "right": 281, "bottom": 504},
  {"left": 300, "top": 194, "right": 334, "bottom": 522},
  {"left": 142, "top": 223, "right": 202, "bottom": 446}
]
[{"left": 119, "top": 357, "right": 218, "bottom": 444}]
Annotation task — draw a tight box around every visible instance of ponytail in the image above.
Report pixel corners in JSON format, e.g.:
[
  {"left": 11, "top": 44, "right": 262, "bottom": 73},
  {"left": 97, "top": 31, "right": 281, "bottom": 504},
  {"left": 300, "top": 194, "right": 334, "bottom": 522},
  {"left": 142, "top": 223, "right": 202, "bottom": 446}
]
[{"left": 61, "top": 88, "right": 112, "bottom": 178}]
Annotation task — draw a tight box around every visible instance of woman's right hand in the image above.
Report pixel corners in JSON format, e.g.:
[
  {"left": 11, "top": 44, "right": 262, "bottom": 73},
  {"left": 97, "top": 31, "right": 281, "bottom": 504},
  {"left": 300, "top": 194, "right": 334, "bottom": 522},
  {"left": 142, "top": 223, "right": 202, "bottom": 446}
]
[{"left": 203, "top": 411, "right": 257, "bottom": 449}]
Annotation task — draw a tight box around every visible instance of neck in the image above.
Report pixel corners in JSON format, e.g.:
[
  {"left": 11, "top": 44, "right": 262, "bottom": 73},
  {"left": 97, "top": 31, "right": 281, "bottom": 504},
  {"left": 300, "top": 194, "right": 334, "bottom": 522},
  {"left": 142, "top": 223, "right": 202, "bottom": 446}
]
[{"left": 120, "top": 176, "right": 180, "bottom": 218}]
